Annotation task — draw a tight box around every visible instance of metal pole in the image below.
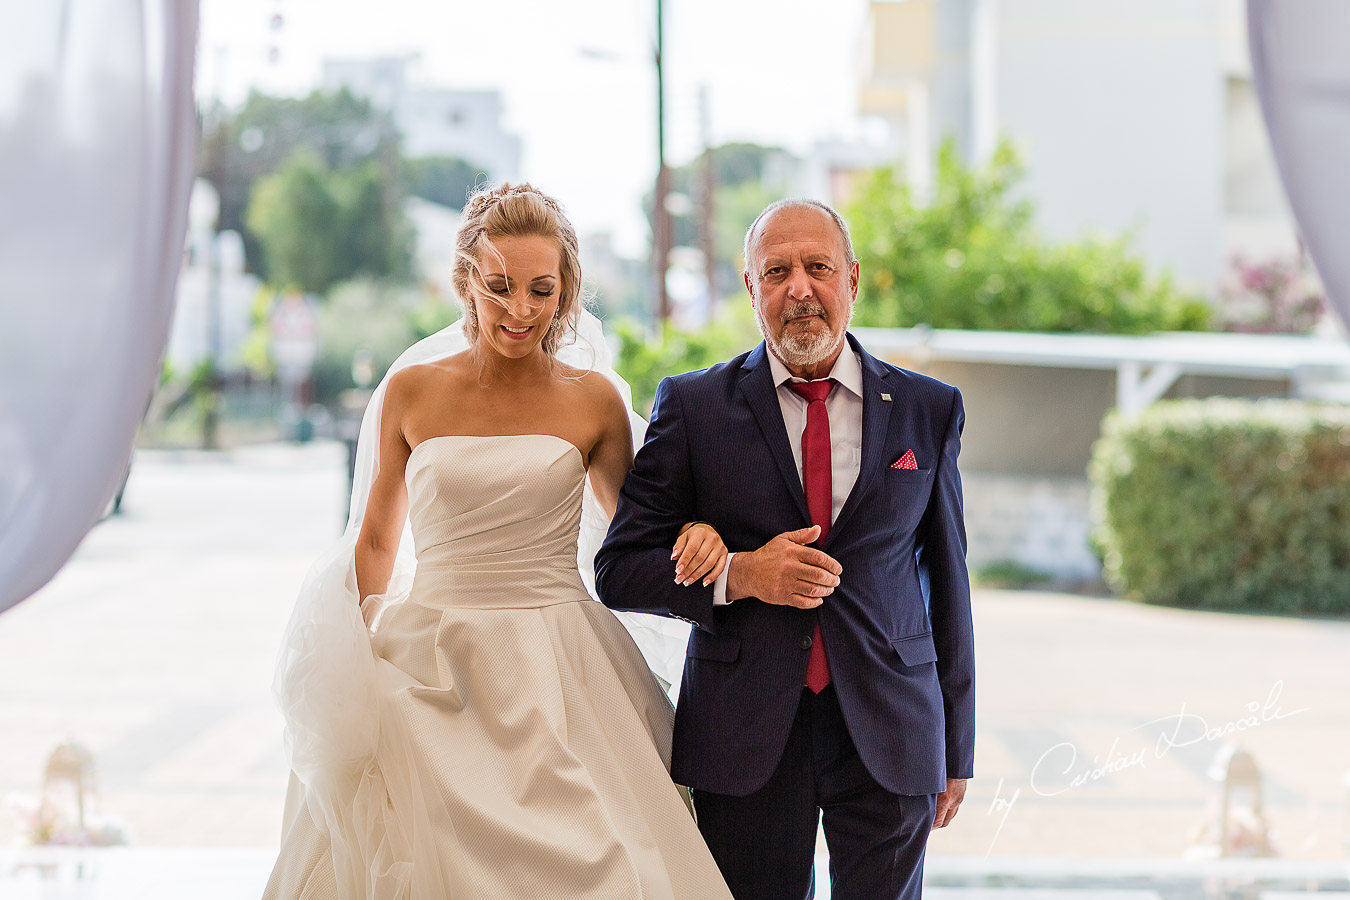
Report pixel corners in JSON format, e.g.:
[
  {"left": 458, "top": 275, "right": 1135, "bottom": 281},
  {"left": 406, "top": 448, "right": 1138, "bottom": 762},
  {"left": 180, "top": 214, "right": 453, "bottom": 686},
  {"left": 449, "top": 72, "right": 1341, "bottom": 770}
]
[
  {"left": 699, "top": 84, "right": 716, "bottom": 316},
  {"left": 652, "top": 0, "right": 671, "bottom": 323},
  {"left": 203, "top": 46, "right": 227, "bottom": 450}
]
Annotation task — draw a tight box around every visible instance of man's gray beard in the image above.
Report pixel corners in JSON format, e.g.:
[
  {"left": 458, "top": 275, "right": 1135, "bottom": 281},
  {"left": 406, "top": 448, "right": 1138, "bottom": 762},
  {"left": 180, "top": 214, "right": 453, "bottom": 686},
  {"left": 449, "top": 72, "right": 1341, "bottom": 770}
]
[{"left": 757, "top": 302, "right": 848, "bottom": 368}]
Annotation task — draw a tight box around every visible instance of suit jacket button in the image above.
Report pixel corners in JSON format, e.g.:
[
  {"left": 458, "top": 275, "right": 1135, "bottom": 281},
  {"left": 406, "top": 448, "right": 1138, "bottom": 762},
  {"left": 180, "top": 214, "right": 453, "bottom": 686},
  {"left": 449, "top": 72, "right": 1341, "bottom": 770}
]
[{"left": 799, "top": 635, "right": 813, "bottom": 650}]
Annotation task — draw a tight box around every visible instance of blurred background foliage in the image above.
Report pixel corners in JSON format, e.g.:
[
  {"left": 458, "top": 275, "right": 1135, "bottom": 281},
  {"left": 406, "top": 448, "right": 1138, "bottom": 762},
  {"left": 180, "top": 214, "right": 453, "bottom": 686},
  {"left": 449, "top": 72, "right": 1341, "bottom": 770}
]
[
  {"left": 200, "top": 90, "right": 1228, "bottom": 424},
  {"left": 403, "top": 155, "right": 483, "bottom": 210},
  {"left": 1090, "top": 399, "right": 1350, "bottom": 614},
  {"left": 847, "top": 140, "right": 1213, "bottom": 334},
  {"left": 200, "top": 89, "right": 394, "bottom": 281},
  {"left": 191, "top": 91, "right": 1258, "bottom": 442},
  {"left": 188, "top": 88, "right": 475, "bottom": 426},
  {"left": 200, "top": 88, "right": 482, "bottom": 292},
  {"left": 176, "top": 85, "right": 1347, "bottom": 617},
  {"left": 614, "top": 302, "right": 760, "bottom": 416},
  {"left": 309, "top": 279, "right": 455, "bottom": 407},
  {"left": 1217, "top": 251, "right": 1329, "bottom": 334},
  {"left": 245, "top": 149, "right": 413, "bottom": 295}
]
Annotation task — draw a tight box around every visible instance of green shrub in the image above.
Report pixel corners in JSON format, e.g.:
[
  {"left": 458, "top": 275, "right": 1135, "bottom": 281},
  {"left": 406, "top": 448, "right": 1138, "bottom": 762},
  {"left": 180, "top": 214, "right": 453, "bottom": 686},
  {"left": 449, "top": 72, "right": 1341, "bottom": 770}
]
[
  {"left": 972, "top": 560, "right": 1054, "bottom": 590},
  {"left": 1089, "top": 399, "right": 1350, "bottom": 614},
  {"left": 614, "top": 304, "right": 760, "bottom": 416}
]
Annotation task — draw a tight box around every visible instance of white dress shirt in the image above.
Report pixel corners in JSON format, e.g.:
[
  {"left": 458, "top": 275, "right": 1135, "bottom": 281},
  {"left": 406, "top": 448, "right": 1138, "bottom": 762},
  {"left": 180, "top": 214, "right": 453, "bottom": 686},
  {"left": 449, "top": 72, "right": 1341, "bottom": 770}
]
[{"left": 712, "top": 347, "right": 865, "bottom": 604}]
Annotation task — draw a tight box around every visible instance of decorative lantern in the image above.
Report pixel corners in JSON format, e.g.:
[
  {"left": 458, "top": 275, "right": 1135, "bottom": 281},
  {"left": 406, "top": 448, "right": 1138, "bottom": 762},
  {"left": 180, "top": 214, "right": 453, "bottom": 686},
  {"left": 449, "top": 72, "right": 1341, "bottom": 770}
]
[
  {"left": 1206, "top": 744, "right": 1276, "bottom": 857},
  {"left": 40, "top": 741, "right": 98, "bottom": 835}
]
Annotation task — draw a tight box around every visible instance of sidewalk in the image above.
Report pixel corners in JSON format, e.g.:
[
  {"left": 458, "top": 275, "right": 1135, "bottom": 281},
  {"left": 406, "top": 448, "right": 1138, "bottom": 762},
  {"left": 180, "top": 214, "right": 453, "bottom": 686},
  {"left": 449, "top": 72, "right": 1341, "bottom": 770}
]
[
  {"left": 1, "top": 442, "right": 1347, "bottom": 864},
  {"left": 0, "top": 443, "right": 344, "bottom": 850}
]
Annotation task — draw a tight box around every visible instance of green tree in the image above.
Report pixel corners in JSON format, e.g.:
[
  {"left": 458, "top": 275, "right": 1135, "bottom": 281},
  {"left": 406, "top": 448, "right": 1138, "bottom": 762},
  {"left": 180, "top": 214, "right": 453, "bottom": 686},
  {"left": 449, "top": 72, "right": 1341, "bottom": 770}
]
[
  {"left": 246, "top": 150, "right": 412, "bottom": 295},
  {"left": 198, "top": 88, "right": 394, "bottom": 278},
  {"left": 337, "top": 160, "right": 414, "bottom": 284},
  {"left": 404, "top": 155, "right": 483, "bottom": 210},
  {"left": 846, "top": 140, "right": 1211, "bottom": 334}
]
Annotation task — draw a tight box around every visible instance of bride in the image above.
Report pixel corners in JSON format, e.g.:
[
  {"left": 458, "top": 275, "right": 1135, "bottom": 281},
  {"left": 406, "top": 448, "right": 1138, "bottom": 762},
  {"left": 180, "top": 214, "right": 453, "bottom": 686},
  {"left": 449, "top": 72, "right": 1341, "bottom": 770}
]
[{"left": 264, "top": 183, "right": 734, "bottom": 899}]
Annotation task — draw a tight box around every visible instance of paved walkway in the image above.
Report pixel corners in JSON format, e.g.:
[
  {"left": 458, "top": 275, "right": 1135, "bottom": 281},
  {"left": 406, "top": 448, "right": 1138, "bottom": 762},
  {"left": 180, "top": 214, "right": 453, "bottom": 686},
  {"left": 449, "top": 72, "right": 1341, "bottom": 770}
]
[
  {"left": 1, "top": 442, "right": 1347, "bottom": 873},
  {"left": 2, "top": 848, "right": 1347, "bottom": 899}
]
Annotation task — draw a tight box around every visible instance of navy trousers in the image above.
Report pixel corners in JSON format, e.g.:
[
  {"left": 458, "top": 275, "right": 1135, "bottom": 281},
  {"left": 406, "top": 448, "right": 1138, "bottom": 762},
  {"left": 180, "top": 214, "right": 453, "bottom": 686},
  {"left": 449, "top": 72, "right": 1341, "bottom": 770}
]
[{"left": 693, "top": 685, "right": 937, "bottom": 900}]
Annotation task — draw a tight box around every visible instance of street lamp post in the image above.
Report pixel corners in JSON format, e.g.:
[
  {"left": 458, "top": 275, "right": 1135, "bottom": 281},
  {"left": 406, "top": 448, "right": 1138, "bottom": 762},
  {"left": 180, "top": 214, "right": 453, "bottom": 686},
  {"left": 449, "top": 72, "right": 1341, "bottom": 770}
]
[
  {"left": 202, "top": 46, "right": 230, "bottom": 451},
  {"left": 581, "top": 1, "right": 672, "bottom": 326},
  {"left": 699, "top": 83, "right": 716, "bottom": 315},
  {"left": 652, "top": 0, "right": 671, "bottom": 324}
]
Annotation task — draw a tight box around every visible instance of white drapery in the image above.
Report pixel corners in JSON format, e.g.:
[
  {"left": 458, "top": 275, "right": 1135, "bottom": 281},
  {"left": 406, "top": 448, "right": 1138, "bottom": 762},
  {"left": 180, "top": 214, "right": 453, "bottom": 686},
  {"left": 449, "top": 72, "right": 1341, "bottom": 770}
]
[
  {"left": 0, "top": 2, "right": 199, "bottom": 614},
  {"left": 1248, "top": 0, "right": 1350, "bottom": 327}
]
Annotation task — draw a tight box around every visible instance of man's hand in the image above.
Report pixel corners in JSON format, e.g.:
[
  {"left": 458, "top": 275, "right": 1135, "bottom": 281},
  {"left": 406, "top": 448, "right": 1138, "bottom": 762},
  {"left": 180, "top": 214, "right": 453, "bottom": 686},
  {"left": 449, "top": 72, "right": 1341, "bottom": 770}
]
[
  {"left": 726, "top": 526, "right": 842, "bottom": 608},
  {"left": 932, "top": 778, "right": 967, "bottom": 829}
]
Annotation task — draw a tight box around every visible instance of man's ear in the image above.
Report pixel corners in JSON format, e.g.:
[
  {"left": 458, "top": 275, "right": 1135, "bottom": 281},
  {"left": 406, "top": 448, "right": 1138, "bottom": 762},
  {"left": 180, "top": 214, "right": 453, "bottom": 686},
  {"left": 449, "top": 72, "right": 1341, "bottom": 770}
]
[{"left": 849, "top": 260, "right": 860, "bottom": 300}]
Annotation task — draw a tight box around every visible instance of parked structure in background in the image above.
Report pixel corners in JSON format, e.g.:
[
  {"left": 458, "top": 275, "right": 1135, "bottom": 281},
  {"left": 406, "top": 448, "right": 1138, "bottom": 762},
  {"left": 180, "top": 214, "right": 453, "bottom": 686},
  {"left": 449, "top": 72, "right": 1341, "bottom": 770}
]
[
  {"left": 321, "top": 56, "right": 521, "bottom": 181},
  {"left": 859, "top": 326, "right": 1350, "bottom": 582},
  {"left": 855, "top": 0, "right": 1295, "bottom": 291}
]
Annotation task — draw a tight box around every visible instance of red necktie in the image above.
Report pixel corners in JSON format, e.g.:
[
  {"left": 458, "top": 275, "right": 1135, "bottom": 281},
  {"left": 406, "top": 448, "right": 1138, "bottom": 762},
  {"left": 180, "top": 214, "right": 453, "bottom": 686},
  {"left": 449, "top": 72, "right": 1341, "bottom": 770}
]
[{"left": 789, "top": 380, "right": 834, "bottom": 693}]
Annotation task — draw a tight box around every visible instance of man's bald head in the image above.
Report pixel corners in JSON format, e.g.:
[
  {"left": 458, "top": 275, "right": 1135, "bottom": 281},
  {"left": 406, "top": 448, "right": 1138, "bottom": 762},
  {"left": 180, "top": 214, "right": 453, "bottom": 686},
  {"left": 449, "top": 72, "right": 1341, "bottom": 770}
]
[{"left": 743, "top": 198, "right": 855, "bottom": 279}]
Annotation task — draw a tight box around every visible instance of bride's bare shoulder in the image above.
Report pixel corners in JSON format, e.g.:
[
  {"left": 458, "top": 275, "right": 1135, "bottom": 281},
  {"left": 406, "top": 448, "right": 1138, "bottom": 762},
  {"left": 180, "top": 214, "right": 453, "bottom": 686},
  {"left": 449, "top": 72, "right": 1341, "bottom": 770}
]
[
  {"left": 556, "top": 366, "right": 628, "bottom": 425},
  {"left": 555, "top": 364, "right": 618, "bottom": 399},
  {"left": 387, "top": 352, "right": 473, "bottom": 399}
]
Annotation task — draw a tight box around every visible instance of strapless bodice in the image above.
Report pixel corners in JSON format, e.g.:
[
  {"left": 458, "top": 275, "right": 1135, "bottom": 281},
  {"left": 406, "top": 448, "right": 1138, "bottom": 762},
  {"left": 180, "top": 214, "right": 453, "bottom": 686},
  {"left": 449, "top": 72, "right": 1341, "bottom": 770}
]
[{"left": 403, "top": 433, "right": 589, "bottom": 608}]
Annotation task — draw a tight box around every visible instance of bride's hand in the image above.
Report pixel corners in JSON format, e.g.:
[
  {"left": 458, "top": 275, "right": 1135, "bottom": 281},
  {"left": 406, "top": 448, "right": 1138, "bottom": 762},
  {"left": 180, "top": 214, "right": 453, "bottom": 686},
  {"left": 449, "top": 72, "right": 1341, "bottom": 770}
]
[{"left": 672, "top": 522, "right": 728, "bottom": 588}]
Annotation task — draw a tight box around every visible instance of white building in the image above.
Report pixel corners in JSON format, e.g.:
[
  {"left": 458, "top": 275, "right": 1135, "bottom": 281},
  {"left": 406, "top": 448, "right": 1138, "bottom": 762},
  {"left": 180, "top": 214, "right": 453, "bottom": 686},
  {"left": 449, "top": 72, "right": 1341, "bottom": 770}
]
[
  {"left": 322, "top": 57, "right": 521, "bottom": 181},
  {"left": 404, "top": 195, "right": 461, "bottom": 301},
  {"left": 855, "top": 0, "right": 1297, "bottom": 291},
  {"left": 167, "top": 180, "right": 261, "bottom": 376}
]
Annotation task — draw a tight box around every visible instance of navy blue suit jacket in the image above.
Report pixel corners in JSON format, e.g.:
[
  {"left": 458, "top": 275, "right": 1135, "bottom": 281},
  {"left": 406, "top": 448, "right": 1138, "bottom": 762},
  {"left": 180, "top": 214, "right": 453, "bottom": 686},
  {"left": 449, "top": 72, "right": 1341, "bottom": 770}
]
[{"left": 595, "top": 334, "right": 975, "bottom": 797}]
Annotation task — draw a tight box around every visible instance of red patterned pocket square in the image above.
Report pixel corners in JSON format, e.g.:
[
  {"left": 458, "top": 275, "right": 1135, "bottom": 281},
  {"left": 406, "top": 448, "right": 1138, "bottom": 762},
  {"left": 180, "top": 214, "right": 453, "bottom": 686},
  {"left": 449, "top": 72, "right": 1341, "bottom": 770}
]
[{"left": 891, "top": 449, "right": 918, "bottom": 470}]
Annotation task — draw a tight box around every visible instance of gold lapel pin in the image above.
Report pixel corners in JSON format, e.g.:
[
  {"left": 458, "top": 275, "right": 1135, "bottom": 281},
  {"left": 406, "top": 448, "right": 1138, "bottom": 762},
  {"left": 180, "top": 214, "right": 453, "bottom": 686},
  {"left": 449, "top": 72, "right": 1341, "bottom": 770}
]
[{"left": 880, "top": 392, "right": 892, "bottom": 402}]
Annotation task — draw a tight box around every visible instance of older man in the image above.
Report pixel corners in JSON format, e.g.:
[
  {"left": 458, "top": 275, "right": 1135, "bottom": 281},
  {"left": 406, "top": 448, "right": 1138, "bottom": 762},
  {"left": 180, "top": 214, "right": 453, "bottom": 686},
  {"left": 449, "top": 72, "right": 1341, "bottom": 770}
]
[{"left": 596, "top": 199, "right": 974, "bottom": 900}]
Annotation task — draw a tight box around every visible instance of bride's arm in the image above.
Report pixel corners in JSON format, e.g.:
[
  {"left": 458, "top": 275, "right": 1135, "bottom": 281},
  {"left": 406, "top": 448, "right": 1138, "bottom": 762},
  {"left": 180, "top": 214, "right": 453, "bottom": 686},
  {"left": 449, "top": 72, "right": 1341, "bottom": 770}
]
[
  {"left": 355, "top": 370, "right": 413, "bottom": 601},
  {"left": 584, "top": 374, "right": 635, "bottom": 521},
  {"left": 585, "top": 375, "right": 727, "bottom": 587}
]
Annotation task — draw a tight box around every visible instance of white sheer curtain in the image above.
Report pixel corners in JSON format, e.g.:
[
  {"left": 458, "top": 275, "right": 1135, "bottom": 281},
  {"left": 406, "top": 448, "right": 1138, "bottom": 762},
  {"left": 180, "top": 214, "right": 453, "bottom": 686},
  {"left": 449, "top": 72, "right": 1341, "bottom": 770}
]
[
  {"left": 1248, "top": 0, "right": 1350, "bottom": 327},
  {"left": 0, "top": 2, "right": 199, "bottom": 614}
]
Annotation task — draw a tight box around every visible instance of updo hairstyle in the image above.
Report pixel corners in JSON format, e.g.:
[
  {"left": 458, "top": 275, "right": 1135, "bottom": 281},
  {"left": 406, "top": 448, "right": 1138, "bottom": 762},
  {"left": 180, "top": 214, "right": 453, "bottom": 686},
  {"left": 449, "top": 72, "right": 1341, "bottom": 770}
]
[{"left": 452, "top": 182, "right": 582, "bottom": 355}]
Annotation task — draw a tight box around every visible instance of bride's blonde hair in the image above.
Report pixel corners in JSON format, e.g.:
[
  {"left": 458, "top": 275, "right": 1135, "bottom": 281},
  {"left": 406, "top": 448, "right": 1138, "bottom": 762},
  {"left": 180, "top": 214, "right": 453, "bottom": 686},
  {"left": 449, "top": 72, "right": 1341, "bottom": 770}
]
[{"left": 453, "top": 182, "right": 582, "bottom": 356}]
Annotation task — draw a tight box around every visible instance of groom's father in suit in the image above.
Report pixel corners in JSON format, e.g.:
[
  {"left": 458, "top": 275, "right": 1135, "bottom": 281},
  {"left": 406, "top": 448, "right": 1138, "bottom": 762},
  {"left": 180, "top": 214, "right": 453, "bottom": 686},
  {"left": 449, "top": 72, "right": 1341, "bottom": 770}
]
[{"left": 596, "top": 199, "right": 974, "bottom": 900}]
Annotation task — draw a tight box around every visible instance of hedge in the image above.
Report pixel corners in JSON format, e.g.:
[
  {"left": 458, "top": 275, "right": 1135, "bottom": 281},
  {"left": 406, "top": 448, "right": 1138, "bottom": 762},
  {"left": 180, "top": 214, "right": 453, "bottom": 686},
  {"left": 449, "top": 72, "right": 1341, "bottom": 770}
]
[{"left": 1089, "top": 399, "right": 1350, "bottom": 614}]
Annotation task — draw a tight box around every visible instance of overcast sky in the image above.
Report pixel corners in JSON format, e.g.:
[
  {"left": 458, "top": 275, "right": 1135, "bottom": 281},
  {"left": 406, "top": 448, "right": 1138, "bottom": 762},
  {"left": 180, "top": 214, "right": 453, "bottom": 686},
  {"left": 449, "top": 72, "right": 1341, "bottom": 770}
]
[{"left": 198, "top": 0, "right": 876, "bottom": 256}]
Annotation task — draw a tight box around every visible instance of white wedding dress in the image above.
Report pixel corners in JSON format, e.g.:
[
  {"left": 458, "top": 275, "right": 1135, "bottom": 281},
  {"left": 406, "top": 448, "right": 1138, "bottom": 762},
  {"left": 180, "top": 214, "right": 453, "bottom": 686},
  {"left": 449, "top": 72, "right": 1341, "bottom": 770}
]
[{"left": 263, "top": 433, "right": 732, "bottom": 899}]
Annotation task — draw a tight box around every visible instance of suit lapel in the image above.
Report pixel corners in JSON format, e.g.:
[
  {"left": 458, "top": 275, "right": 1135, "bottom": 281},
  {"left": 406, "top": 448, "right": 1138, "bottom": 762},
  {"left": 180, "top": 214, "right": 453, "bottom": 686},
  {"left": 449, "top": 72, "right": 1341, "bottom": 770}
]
[
  {"left": 826, "top": 336, "right": 894, "bottom": 547},
  {"left": 737, "top": 343, "right": 812, "bottom": 526}
]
